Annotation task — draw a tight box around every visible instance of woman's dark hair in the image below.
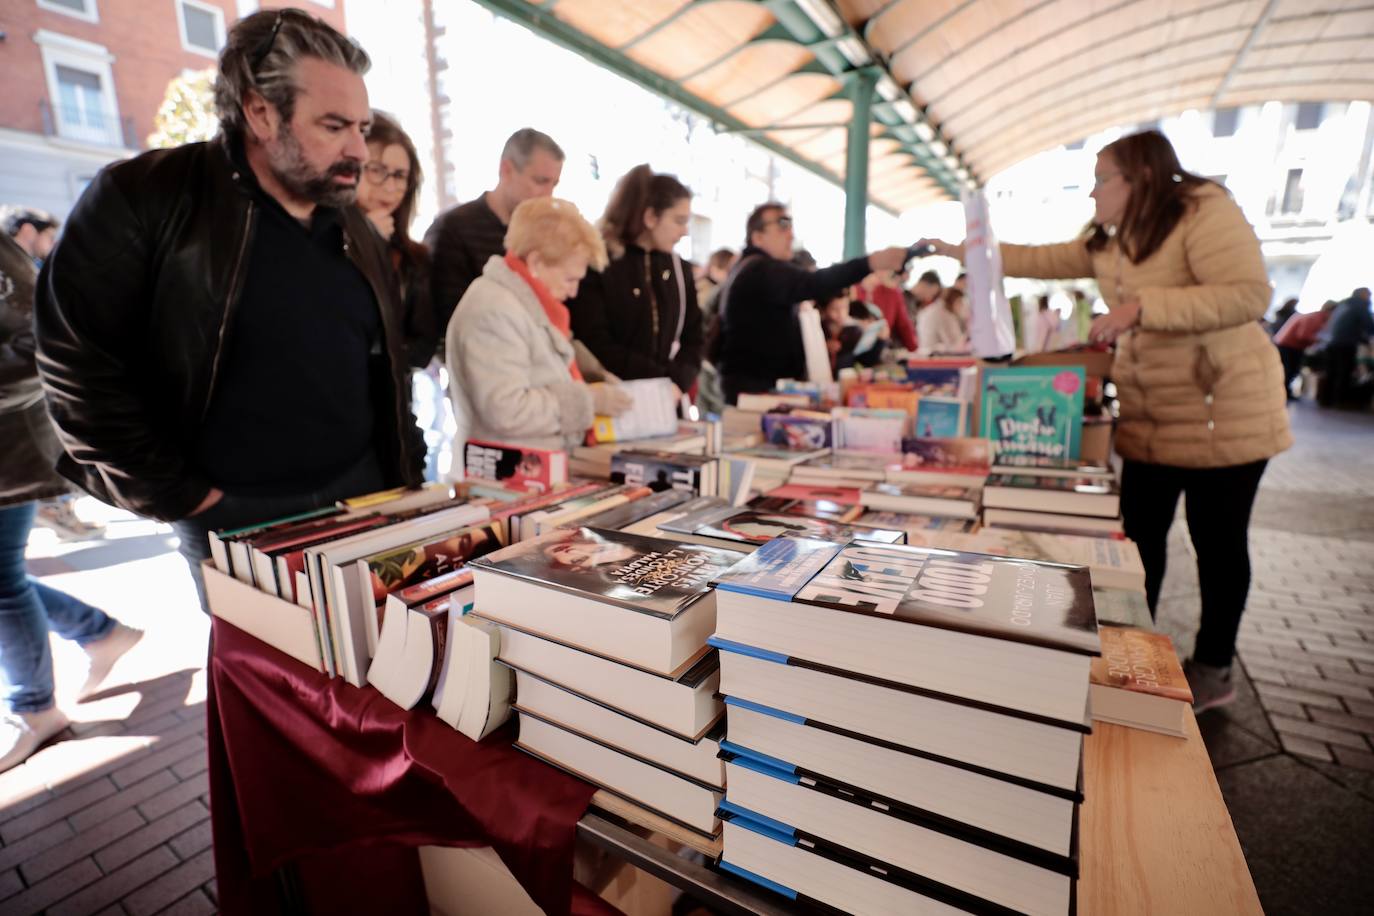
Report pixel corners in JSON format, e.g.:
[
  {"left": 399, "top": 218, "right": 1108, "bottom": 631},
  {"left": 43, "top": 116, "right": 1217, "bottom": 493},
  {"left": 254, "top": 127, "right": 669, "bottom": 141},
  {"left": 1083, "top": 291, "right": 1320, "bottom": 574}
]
[
  {"left": 821, "top": 291, "right": 849, "bottom": 310},
  {"left": 600, "top": 164, "right": 691, "bottom": 258},
  {"left": 366, "top": 111, "right": 425, "bottom": 267},
  {"left": 941, "top": 287, "right": 964, "bottom": 311},
  {"left": 1085, "top": 130, "right": 1219, "bottom": 265}
]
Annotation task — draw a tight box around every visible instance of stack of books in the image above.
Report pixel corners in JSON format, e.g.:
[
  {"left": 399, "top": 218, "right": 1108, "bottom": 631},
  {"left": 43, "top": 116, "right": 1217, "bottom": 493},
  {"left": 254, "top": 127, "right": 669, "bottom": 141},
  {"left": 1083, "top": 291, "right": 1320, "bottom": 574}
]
[
  {"left": 982, "top": 464, "right": 1123, "bottom": 538},
  {"left": 708, "top": 536, "right": 1100, "bottom": 914},
  {"left": 468, "top": 526, "right": 746, "bottom": 842}
]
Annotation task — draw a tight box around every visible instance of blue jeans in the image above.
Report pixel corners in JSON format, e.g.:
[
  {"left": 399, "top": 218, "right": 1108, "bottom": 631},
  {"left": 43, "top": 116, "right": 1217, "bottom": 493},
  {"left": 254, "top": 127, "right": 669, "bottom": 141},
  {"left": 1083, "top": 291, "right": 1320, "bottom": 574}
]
[{"left": 0, "top": 502, "right": 113, "bottom": 713}]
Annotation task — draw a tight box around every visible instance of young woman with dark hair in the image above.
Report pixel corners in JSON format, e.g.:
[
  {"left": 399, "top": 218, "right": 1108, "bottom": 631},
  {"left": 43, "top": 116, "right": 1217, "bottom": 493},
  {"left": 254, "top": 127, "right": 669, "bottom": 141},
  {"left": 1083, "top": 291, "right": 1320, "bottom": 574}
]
[
  {"left": 356, "top": 111, "right": 434, "bottom": 367},
  {"left": 568, "top": 164, "right": 704, "bottom": 397},
  {"left": 922, "top": 130, "right": 1291, "bottom": 712}
]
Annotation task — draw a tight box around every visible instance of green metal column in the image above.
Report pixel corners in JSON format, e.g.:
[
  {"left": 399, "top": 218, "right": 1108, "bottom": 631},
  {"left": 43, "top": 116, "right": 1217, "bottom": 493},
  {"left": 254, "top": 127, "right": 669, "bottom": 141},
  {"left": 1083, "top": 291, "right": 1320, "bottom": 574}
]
[{"left": 843, "top": 68, "right": 875, "bottom": 259}]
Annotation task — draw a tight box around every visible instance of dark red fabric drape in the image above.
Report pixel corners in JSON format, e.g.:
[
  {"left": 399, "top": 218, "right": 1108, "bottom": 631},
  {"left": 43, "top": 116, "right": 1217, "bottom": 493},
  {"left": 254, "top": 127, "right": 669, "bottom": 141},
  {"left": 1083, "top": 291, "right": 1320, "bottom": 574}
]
[{"left": 207, "top": 618, "right": 607, "bottom": 915}]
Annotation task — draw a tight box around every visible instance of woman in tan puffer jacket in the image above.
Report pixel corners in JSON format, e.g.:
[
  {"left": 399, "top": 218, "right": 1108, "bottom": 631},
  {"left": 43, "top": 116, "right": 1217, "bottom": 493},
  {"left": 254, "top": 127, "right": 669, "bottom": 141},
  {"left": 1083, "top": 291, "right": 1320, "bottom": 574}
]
[{"left": 924, "top": 130, "right": 1291, "bottom": 713}]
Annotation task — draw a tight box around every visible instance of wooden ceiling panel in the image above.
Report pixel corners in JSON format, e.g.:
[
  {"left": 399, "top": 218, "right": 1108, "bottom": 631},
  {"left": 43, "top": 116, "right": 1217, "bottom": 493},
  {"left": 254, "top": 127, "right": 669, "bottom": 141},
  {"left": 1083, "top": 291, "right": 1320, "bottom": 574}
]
[
  {"left": 1245, "top": 38, "right": 1374, "bottom": 70},
  {"left": 838, "top": 0, "right": 901, "bottom": 29},
  {"left": 1231, "top": 63, "right": 1374, "bottom": 92},
  {"left": 553, "top": 0, "right": 689, "bottom": 50},
  {"left": 888, "top": 0, "right": 1040, "bottom": 92},
  {"left": 858, "top": 0, "right": 963, "bottom": 56},
  {"left": 625, "top": 2, "right": 775, "bottom": 81},
  {"left": 774, "top": 99, "right": 855, "bottom": 127},
  {"left": 793, "top": 127, "right": 853, "bottom": 162},
  {"left": 680, "top": 41, "right": 814, "bottom": 108},
  {"left": 729, "top": 72, "right": 841, "bottom": 126}
]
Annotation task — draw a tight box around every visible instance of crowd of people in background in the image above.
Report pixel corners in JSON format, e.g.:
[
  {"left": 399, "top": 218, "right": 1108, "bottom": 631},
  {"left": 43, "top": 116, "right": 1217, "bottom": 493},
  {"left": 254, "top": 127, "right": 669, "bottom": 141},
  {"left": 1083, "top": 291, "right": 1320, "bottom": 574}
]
[{"left": 3, "top": 8, "right": 1374, "bottom": 768}]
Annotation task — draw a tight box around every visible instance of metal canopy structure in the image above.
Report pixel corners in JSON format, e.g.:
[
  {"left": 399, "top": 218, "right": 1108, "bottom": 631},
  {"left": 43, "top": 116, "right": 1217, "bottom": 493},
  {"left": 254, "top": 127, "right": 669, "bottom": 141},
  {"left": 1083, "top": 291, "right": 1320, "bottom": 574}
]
[{"left": 472, "top": 0, "right": 1374, "bottom": 253}]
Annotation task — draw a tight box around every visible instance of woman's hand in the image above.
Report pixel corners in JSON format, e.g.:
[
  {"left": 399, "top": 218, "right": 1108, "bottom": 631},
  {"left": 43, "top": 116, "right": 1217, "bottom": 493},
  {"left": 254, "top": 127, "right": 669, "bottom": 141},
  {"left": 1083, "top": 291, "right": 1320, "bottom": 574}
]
[
  {"left": 1089, "top": 296, "right": 1142, "bottom": 345},
  {"left": 589, "top": 382, "right": 634, "bottom": 416},
  {"left": 918, "top": 239, "right": 965, "bottom": 262},
  {"left": 366, "top": 209, "right": 395, "bottom": 239}
]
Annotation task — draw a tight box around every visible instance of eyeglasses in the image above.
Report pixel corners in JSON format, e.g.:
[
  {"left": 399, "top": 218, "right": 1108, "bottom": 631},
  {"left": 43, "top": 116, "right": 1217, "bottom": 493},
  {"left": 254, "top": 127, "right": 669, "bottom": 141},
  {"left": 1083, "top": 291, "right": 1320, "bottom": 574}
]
[
  {"left": 764, "top": 215, "right": 794, "bottom": 230},
  {"left": 363, "top": 162, "right": 410, "bottom": 187},
  {"left": 1092, "top": 172, "right": 1123, "bottom": 189}
]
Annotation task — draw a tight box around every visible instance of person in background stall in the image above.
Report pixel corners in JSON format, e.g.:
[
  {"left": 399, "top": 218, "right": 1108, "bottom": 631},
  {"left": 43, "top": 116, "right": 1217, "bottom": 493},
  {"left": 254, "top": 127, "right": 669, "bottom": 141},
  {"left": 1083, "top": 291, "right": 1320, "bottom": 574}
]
[
  {"left": 819, "top": 290, "right": 850, "bottom": 373},
  {"left": 1032, "top": 294, "right": 1063, "bottom": 352},
  {"left": 713, "top": 202, "right": 907, "bottom": 404},
  {"left": 0, "top": 208, "right": 141, "bottom": 772},
  {"left": 842, "top": 301, "right": 889, "bottom": 370},
  {"left": 569, "top": 165, "right": 703, "bottom": 399},
  {"left": 425, "top": 128, "right": 565, "bottom": 346},
  {"left": 1273, "top": 300, "right": 1336, "bottom": 400},
  {"left": 854, "top": 269, "right": 918, "bottom": 352},
  {"left": 1268, "top": 297, "right": 1299, "bottom": 337},
  {"left": 1316, "top": 288, "right": 1374, "bottom": 408},
  {"left": 355, "top": 111, "right": 435, "bottom": 368},
  {"left": 916, "top": 287, "right": 969, "bottom": 356},
  {"left": 696, "top": 247, "right": 736, "bottom": 310},
  {"left": 447, "top": 197, "right": 631, "bottom": 451},
  {"left": 921, "top": 129, "right": 1291, "bottom": 712}
]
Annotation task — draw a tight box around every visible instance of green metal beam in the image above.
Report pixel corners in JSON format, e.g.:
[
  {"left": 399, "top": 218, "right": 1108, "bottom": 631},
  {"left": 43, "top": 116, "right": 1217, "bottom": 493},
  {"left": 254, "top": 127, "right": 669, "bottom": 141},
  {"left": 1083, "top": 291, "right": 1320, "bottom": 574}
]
[
  {"left": 467, "top": 0, "right": 862, "bottom": 200},
  {"left": 844, "top": 69, "right": 875, "bottom": 259}
]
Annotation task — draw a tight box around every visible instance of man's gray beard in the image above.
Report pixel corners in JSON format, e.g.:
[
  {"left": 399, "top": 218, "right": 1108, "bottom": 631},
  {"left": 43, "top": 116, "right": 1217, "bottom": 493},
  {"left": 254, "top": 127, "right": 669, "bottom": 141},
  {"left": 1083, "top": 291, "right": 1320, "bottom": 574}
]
[{"left": 268, "top": 122, "right": 359, "bottom": 209}]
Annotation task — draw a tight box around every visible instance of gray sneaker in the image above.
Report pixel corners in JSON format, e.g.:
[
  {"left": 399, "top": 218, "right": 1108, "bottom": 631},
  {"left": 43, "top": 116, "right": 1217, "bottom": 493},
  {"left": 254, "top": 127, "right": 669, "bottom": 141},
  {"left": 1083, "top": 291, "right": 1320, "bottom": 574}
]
[{"left": 1184, "top": 659, "right": 1236, "bottom": 713}]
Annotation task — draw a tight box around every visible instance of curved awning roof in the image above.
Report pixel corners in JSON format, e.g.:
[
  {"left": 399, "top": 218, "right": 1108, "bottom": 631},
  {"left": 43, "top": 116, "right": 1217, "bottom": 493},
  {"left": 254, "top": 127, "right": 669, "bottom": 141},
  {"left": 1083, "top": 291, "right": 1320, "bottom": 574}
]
[{"left": 475, "top": 0, "right": 1374, "bottom": 213}]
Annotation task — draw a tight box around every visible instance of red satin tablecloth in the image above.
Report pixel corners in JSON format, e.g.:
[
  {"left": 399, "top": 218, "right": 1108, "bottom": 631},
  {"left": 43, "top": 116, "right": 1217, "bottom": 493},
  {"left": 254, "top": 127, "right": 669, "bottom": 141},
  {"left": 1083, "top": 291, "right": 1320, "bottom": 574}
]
[{"left": 207, "top": 618, "right": 613, "bottom": 915}]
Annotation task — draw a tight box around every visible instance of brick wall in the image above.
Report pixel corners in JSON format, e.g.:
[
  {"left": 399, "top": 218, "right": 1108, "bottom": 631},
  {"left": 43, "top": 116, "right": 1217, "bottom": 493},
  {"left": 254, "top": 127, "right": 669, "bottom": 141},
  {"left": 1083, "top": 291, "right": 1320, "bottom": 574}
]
[{"left": 0, "top": 0, "right": 348, "bottom": 151}]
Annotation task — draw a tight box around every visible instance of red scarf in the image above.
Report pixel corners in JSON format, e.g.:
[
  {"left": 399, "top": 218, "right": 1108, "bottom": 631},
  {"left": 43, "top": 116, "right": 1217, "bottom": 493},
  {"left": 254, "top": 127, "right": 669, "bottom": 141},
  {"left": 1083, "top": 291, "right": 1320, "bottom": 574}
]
[{"left": 504, "top": 251, "right": 583, "bottom": 381}]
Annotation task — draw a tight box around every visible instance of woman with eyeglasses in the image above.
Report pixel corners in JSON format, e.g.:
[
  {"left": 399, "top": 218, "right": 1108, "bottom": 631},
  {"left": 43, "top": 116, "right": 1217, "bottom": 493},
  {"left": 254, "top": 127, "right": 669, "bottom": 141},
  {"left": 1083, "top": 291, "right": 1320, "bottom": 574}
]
[
  {"left": 922, "top": 129, "right": 1291, "bottom": 713},
  {"left": 569, "top": 165, "right": 703, "bottom": 400},
  {"left": 356, "top": 111, "right": 434, "bottom": 368}
]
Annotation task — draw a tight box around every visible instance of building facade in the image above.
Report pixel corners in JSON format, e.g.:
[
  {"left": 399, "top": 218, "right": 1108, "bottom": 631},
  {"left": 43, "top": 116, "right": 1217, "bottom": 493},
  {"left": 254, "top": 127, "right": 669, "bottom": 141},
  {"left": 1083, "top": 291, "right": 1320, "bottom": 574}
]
[{"left": 0, "top": 0, "right": 347, "bottom": 220}]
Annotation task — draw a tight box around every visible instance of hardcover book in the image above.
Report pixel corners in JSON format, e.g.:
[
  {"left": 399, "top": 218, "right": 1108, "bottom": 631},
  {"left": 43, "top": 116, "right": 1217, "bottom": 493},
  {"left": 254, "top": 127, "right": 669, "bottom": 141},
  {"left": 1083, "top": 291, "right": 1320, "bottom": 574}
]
[
  {"left": 979, "top": 366, "right": 1085, "bottom": 460},
  {"left": 749, "top": 483, "right": 865, "bottom": 523},
  {"left": 759, "top": 410, "right": 834, "bottom": 451},
  {"left": 463, "top": 439, "right": 568, "bottom": 493},
  {"left": 859, "top": 482, "right": 980, "bottom": 519},
  {"left": 984, "top": 473, "right": 1121, "bottom": 518},
  {"left": 1090, "top": 625, "right": 1191, "bottom": 736},
  {"left": 610, "top": 450, "right": 715, "bottom": 495},
  {"left": 991, "top": 454, "right": 1114, "bottom": 478},
  {"left": 899, "top": 528, "right": 1144, "bottom": 591},
  {"left": 683, "top": 508, "right": 904, "bottom": 547}
]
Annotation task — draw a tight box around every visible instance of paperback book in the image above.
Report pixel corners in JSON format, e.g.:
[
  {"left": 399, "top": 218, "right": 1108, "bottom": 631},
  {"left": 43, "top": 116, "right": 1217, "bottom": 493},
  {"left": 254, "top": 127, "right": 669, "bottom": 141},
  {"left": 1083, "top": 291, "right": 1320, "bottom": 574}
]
[
  {"left": 463, "top": 439, "right": 568, "bottom": 493},
  {"left": 760, "top": 410, "right": 834, "bottom": 451},
  {"left": 1090, "top": 625, "right": 1192, "bottom": 736},
  {"left": 610, "top": 450, "right": 716, "bottom": 496},
  {"left": 979, "top": 366, "right": 1086, "bottom": 460},
  {"left": 589, "top": 378, "right": 679, "bottom": 442},
  {"left": 663, "top": 505, "right": 904, "bottom": 548}
]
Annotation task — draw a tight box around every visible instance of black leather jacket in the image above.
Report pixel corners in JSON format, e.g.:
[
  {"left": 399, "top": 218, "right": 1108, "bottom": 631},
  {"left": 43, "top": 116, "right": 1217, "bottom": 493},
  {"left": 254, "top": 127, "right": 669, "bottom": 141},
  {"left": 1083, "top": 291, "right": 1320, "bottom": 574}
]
[{"left": 34, "top": 136, "right": 424, "bottom": 522}]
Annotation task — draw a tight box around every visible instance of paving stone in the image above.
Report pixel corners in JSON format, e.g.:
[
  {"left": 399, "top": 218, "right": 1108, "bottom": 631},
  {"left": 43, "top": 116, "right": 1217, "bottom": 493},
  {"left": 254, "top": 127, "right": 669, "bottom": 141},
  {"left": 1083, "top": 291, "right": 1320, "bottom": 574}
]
[
  {"left": 1254, "top": 681, "right": 1345, "bottom": 711},
  {"left": 170, "top": 752, "right": 207, "bottom": 781},
  {"left": 0, "top": 867, "right": 23, "bottom": 901},
  {"left": 0, "top": 818, "right": 76, "bottom": 873},
  {"left": 1284, "top": 673, "right": 1374, "bottom": 702},
  {"left": 1270, "top": 714, "right": 1371, "bottom": 750},
  {"left": 1305, "top": 706, "right": 1374, "bottom": 739},
  {"left": 122, "top": 849, "right": 214, "bottom": 916},
  {"left": 2, "top": 855, "right": 103, "bottom": 915},
  {"left": 1331, "top": 745, "right": 1374, "bottom": 772},
  {"left": 94, "top": 802, "right": 207, "bottom": 874},
  {"left": 1277, "top": 732, "right": 1333, "bottom": 762},
  {"left": 167, "top": 819, "right": 212, "bottom": 862},
  {"left": 0, "top": 778, "right": 117, "bottom": 845},
  {"left": 155, "top": 889, "right": 215, "bottom": 916},
  {"left": 202, "top": 878, "right": 216, "bottom": 906},
  {"left": 109, "top": 737, "right": 205, "bottom": 791},
  {"left": 22, "top": 808, "right": 144, "bottom": 884},
  {"left": 1253, "top": 696, "right": 1307, "bottom": 720},
  {"left": 48, "top": 847, "right": 179, "bottom": 916},
  {"left": 68, "top": 770, "right": 176, "bottom": 833},
  {"left": 1343, "top": 696, "right": 1374, "bottom": 718},
  {"left": 135, "top": 773, "right": 208, "bottom": 823}
]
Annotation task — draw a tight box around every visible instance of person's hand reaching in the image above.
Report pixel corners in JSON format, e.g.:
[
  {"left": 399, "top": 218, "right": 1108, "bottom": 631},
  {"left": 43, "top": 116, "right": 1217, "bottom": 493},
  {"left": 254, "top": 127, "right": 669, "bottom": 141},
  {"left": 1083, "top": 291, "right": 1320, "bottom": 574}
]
[
  {"left": 917, "top": 238, "right": 965, "bottom": 261},
  {"left": 589, "top": 382, "right": 634, "bottom": 416},
  {"left": 867, "top": 247, "right": 910, "bottom": 273}
]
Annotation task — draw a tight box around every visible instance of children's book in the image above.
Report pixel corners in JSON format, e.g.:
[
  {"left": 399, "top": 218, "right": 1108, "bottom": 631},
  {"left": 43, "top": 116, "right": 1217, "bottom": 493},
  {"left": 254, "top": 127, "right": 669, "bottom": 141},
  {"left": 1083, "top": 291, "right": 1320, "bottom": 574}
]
[{"left": 979, "top": 366, "right": 1085, "bottom": 460}]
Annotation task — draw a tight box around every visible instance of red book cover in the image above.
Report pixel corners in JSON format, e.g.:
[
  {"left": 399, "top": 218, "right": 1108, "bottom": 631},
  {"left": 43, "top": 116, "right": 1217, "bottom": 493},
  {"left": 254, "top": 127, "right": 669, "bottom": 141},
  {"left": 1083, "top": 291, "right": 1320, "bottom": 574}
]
[
  {"left": 464, "top": 438, "right": 569, "bottom": 493},
  {"left": 1090, "top": 626, "right": 1192, "bottom": 702},
  {"left": 366, "top": 522, "right": 507, "bottom": 605}
]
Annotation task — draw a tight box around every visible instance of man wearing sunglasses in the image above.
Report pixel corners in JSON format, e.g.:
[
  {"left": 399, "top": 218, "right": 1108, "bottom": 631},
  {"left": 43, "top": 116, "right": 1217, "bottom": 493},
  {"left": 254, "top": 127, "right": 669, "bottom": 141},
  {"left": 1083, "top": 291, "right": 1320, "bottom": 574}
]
[
  {"left": 714, "top": 203, "right": 908, "bottom": 404},
  {"left": 34, "top": 9, "right": 424, "bottom": 610}
]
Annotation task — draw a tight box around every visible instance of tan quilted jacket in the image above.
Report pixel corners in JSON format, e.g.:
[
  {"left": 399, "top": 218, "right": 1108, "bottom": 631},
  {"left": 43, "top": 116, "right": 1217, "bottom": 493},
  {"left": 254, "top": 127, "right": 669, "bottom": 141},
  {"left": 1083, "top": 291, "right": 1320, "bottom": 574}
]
[{"left": 1000, "top": 185, "right": 1292, "bottom": 468}]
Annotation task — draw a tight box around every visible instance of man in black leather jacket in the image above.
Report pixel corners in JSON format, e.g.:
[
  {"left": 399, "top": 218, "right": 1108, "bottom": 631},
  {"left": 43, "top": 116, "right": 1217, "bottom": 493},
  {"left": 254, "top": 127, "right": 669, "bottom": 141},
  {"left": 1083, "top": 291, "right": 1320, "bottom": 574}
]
[{"left": 34, "top": 9, "right": 423, "bottom": 610}]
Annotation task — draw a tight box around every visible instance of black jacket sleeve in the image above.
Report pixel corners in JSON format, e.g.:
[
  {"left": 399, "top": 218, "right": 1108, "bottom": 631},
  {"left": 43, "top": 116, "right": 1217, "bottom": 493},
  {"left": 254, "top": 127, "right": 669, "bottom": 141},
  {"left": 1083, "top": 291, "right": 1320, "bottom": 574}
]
[
  {"left": 424, "top": 212, "right": 480, "bottom": 348},
  {"left": 669, "top": 259, "right": 704, "bottom": 392},
  {"left": 568, "top": 268, "right": 663, "bottom": 381},
  {"left": 34, "top": 169, "right": 213, "bottom": 521},
  {"left": 760, "top": 255, "right": 872, "bottom": 307}
]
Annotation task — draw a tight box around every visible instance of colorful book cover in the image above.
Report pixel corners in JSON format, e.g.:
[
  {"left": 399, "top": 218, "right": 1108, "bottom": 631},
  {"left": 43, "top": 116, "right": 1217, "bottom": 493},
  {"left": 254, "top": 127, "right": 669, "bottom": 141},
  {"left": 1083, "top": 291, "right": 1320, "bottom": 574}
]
[
  {"left": 897, "top": 437, "right": 994, "bottom": 472},
  {"left": 857, "top": 511, "right": 978, "bottom": 535},
  {"left": 986, "top": 473, "right": 1119, "bottom": 497},
  {"left": 846, "top": 384, "right": 920, "bottom": 415},
  {"left": 365, "top": 522, "right": 506, "bottom": 605},
  {"left": 610, "top": 450, "right": 712, "bottom": 494},
  {"left": 765, "top": 541, "right": 1100, "bottom": 655},
  {"left": 747, "top": 497, "right": 862, "bottom": 524},
  {"left": 903, "top": 365, "right": 965, "bottom": 396},
  {"left": 691, "top": 510, "right": 904, "bottom": 547},
  {"left": 980, "top": 367, "right": 1085, "bottom": 460},
  {"left": 464, "top": 439, "right": 568, "bottom": 493},
  {"left": 912, "top": 396, "right": 967, "bottom": 438},
  {"left": 1091, "top": 626, "right": 1191, "bottom": 701},
  {"left": 760, "top": 413, "right": 834, "bottom": 451},
  {"left": 469, "top": 527, "right": 738, "bottom": 620}
]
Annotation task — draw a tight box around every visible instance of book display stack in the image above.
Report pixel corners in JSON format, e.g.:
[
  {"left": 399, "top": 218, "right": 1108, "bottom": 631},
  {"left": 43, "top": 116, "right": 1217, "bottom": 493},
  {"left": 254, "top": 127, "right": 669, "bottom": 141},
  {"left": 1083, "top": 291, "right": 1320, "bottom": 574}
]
[
  {"left": 708, "top": 536, "right": 1100, "bottom": 914},
  {"left": 982, "top": 464, "right": 1123, "bottom": 538},
  {"left": 467, "top": 526, "right": 746, "bottom": 843}
]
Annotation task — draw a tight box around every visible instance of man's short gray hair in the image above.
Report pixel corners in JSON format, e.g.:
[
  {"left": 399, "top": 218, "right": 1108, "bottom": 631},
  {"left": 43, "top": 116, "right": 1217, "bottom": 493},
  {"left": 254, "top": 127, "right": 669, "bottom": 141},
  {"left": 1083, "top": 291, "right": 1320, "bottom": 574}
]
[
  {"left": 213, "top": 8, "right": 370, "bottom": 139},
  {"left": 500, "top": 128, "right": 564, "bottom": 170}
]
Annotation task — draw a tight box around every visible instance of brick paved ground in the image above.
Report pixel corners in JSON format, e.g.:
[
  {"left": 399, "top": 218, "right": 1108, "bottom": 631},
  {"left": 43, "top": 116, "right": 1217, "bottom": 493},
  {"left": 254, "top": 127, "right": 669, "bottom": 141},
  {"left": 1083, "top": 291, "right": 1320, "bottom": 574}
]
[{"left": 0, "top": 400, "right": 1369, "bottom": 914}]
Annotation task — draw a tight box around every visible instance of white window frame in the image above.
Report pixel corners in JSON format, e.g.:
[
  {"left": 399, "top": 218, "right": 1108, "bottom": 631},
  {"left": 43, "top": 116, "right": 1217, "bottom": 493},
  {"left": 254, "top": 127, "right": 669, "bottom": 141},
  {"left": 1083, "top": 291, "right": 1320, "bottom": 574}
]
[
  {"left": 175, "top": 0, "right": 226, "bottom": 58},
  {"left": 34, "top": 30, "right": 123, "bottom": 148},
  {"left": 36, "top": 0, "right": 99, "bottom": 25}
]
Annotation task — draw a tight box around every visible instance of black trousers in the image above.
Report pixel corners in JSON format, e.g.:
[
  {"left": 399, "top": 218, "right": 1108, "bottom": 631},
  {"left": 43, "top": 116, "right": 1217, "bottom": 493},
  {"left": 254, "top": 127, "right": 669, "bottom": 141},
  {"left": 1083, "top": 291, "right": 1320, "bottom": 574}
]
[
  {"left": 170, "top": 451, "right": 386, "bottom": 614},
  {"left": 1120, "top": 458, "right": 1268, "bottom": 668},
  {"left": 1319, "top": 344, "right": 1358, "bottom": 407}
]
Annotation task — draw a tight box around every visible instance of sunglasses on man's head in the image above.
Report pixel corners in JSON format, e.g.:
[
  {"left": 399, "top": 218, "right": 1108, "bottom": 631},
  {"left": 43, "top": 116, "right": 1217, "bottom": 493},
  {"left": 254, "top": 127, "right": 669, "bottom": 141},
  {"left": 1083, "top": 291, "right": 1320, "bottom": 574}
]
[{"left": 765, "top": 216, "right": 794, "bottom": 230}]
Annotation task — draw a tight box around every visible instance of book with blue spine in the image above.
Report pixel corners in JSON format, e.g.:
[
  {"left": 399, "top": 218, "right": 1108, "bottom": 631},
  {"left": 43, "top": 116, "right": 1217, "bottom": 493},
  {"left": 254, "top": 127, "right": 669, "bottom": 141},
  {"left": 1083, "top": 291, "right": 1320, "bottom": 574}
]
[{"left": 711, "top": 536, "right": 1100, "bottom": 728}]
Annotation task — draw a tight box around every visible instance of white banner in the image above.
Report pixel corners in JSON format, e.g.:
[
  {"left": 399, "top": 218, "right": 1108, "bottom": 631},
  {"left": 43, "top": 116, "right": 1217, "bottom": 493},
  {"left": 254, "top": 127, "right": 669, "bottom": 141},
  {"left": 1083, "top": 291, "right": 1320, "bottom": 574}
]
[{"left": 961, "top": 189, "right": 1017, "bottom": 358}]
